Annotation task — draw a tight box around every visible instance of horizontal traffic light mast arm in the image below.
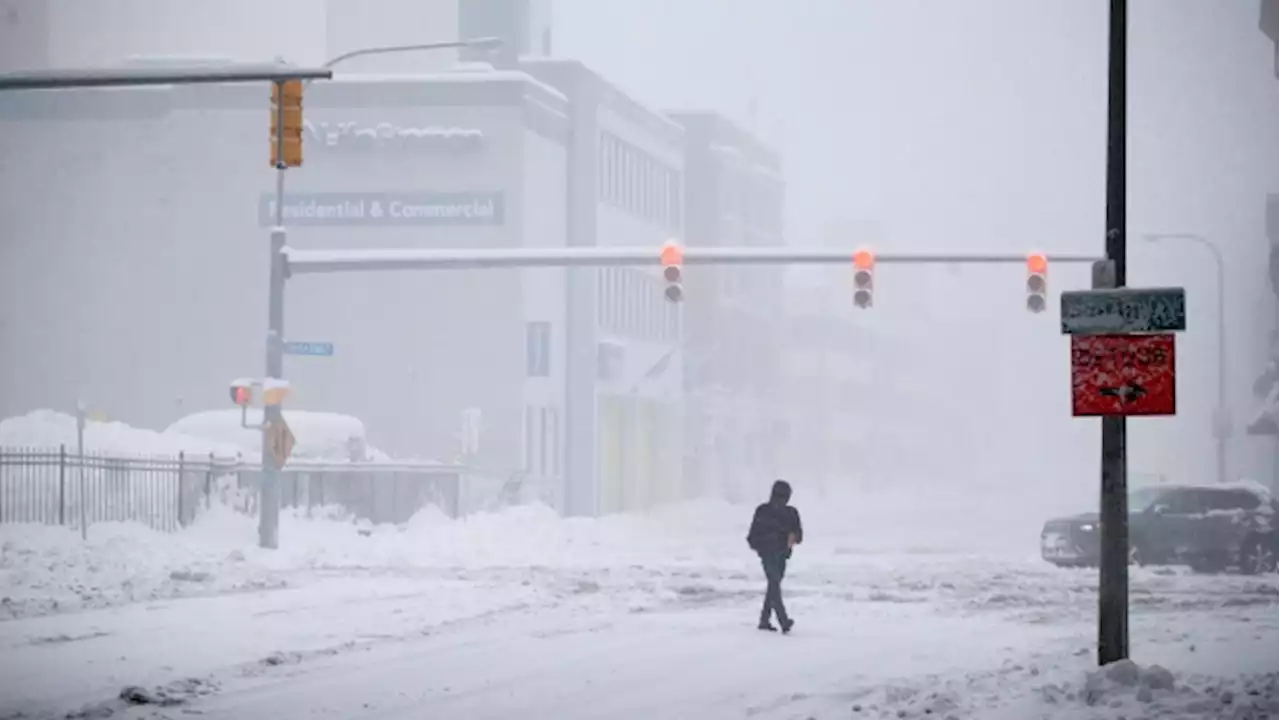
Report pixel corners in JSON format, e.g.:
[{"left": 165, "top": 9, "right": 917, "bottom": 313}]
[
  {"left": 0, "top": 63, "right": 333, "bottom": 91},
  {"left": 284, "top": 246, "right": 1105, "bottom": 275}
]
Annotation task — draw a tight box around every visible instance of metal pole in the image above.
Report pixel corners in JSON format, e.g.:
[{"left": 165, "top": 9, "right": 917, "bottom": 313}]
[
  {"left": 1099, "top": 0, "right": 1130, "bottom": 667},
  {"left": 75, "top": 401, "right": 87, "bottom": 541},
  {"left": 1214, "top": 247, "right": 1228, "bottom": 485},
  {"left": 1142, "top": 233, "right": 1229, "bottom": 483},
  {"left": 260, "top": 82, "right": 288, "bottom": 550},
  {"left": 284, "top": 247, "right": 1107, "bottom": 275}
]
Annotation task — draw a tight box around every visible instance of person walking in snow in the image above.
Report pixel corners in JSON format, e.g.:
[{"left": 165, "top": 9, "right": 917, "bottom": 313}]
[{"left": 746, "top": 479, "right": 803, "bottom": 634}]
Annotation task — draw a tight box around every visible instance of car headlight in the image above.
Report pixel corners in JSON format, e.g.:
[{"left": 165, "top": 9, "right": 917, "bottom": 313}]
[{"left": 1079, "top": 524, "right": 1095, "bottom": 532}]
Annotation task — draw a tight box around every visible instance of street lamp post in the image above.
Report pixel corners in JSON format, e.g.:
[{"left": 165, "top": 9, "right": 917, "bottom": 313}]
[
  {"left": 1143, "top": 232, "right": 1228, "bottom": 485},
  {"left": 257, "top": 36, "right": 503, "bottom": 548}
]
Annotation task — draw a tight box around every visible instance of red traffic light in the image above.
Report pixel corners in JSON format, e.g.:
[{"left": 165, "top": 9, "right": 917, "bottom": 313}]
[
  {"left": 853, "top": 248, "right": 875, "bottom": 270},
  {"left": 230, "top": 384, "right": 252, "bottom": 407},
  {"left": 660, "top": 240, "right": 684, "bottom": 267}
]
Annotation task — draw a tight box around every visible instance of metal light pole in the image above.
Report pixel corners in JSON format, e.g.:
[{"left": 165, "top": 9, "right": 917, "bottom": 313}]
[
  {"left": 1144, "top": 232, "right": 1228, "bottom": 485},
  {"left": 257, "top": 37, "right": 503, "bottom": 548}
]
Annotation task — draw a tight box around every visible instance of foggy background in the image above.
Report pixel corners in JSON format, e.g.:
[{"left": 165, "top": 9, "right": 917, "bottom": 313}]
[{"left": 0, "top": 0, "right": 1275, "bottom": 523}]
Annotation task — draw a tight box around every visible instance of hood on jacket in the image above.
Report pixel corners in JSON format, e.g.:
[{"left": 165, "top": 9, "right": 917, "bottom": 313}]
[{"left": 769, "top": 479, "right": 792, "bottom": 505}]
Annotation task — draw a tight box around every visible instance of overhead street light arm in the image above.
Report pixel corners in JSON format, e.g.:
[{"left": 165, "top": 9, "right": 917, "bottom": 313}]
[
  {"left": 0, "top": 63, "right": 333, "bottom": 91},
  {"left": 322, "top": 37, "right": 504, "bottom": 71}
]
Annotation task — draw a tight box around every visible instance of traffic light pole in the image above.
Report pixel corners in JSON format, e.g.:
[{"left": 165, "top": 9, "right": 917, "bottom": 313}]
[
  {"left": 261, "top": 82, "right": 289, "bottom": 550},
  {"left": 282, "top": 247, "right": 1105, "bottom": 274},
  {"left": 1098, "top": 0, "right": 1130, "bottom": 666}
]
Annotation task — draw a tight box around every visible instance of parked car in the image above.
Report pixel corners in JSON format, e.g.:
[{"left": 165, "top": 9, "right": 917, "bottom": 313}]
[{"left": 1040, "top": 483, "right": 1279, "bottom": 574}]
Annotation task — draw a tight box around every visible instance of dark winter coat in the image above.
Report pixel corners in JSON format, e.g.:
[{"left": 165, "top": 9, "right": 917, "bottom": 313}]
[{"left": 747, "top": 480, "right": 803, "bottom": 558}]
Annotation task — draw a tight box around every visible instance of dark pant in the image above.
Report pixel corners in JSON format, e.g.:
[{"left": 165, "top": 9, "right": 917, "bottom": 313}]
[{"left": 759, "top": 552, "right": 789, "bottom": 626}]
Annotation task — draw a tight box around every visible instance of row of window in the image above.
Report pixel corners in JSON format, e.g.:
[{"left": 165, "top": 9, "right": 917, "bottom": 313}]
[
  {"left": 523, "top": 404, "right": 561, "bottom": 478},
  {"left": 597, "top": 267, "right": 681, "bottom": 342},
  {"left": 598, "top": 132, "right": 682, "bottom": 229}
]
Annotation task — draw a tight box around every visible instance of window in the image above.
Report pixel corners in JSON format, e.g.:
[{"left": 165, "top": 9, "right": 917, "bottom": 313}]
[
  {"left": 526, "top": 321, "right": 551, "bottom": 377},
  {"left": 599, "top": 131, "right": 682, "bottom": 229},
  {"left": 1206, "top": 489, "right": 1261, "bottom": 512},
  {"left": 539, "top": 407, "right": 549, "bottom": 476}
]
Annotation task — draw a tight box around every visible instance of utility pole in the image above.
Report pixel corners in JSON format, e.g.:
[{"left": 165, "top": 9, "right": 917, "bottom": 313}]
[{"left": 1098, "top": 0, "right": 1130, "bottom": 666}]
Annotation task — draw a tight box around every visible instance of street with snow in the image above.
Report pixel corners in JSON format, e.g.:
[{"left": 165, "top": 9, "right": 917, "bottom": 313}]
[{"left": 0, "top": 493, "right": 1275, "bottom": 720}]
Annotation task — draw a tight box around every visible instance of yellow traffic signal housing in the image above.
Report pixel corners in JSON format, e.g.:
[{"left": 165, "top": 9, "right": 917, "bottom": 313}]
[{"left": 269, "top": 80, "right": 304, "bottom": 168}]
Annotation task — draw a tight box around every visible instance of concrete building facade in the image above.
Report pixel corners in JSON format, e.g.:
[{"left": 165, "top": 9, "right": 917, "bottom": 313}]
[
  {"left": 0, "top": 72, "right": 572, "bottom": 499},
  {"left": 670, "top": 111, "right": 787, "bottom": 502},
  {"left": 520, "top": 58, "right": 687, "bottom": 517}
]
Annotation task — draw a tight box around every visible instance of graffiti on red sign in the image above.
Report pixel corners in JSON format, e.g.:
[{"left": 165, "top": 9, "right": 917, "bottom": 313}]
[{"left": 1071, "top": 334, "right": 1177, "bottom": 416}]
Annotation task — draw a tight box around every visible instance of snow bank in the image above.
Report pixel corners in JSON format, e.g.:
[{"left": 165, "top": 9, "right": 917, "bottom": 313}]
[
  {"left": 0, "top": 409, "right": 241, "bottom": 459},
  {"left": 844, "top": 658, "right": 1278, "bottom": 719},
  {"left": 164, "top": 409, "right": 392, "bottom": 462},
  {"left": 0, "top": 484, "right": 1150, "bottom": 621}
]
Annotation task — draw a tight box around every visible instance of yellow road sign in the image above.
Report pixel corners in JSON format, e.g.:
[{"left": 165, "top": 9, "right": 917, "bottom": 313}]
[{"left": 266, "top": 417, "right": 296, "bottom": 468}]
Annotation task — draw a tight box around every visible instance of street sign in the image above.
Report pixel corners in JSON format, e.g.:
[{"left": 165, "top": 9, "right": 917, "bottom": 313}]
[
  {"left": 1060, "top": 287, "right": 1186, "bottom": 335},
  {"left": 266, "top": 417, "right": 296, "bottom": 468},
  {"left": 1071, "top": 334, "right": 1177, "bottom": 416},
  {"left": 283, "top": 341, "right": 334, "bottom": 357}
]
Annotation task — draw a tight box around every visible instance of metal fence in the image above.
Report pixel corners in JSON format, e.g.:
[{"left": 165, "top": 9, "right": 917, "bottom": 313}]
[
  {"left": 0, "top": 446, "right": 517, "bottom": 532},
  {"left": 0, "top": 446, "right": 234, "bottom": 531}
]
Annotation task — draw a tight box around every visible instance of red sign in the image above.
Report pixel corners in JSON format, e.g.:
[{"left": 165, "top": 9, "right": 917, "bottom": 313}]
[{"left": 1071, "top": 334, "right": 1177, "bottom": 416}]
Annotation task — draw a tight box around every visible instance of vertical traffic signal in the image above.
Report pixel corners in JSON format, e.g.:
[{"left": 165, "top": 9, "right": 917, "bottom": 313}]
[
  {"left": 270, "top": 80, "right": 304, "bottom": 168},
  {"left": 1026, "top": 252, "right": 1048, "bottom": 313},
  {"left": 853, "top": 248, "right": 875, "bottom": 309},
  {"left": 661, "top": 239, "right": 684, "bottom": 303}
]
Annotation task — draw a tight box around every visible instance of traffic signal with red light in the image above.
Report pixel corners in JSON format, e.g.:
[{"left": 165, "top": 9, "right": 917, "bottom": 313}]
[
  {"left": 230, "top": 380, "right": 253, "bottom": 407},
  {"left": 660, "top": 240, "right": 683, "bottom": 303},
  {"left": 1026, "top": 252, "right": 1048, "bottom": 313},
  {"left": 853, "top": 248, "right": 875, "bottom": 309}
]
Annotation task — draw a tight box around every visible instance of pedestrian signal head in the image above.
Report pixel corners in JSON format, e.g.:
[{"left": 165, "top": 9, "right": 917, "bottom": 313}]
[{"left": 230, "top": 380, "right": 253, "bottom": 407}]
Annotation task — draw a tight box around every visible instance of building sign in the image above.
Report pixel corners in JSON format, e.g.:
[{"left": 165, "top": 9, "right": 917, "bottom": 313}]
[
  {"left": 304, "top": 120, "right": 484, "bottom": 154},
  {"left": 258, "top": 192, "right": 504, "bottom": 227}
]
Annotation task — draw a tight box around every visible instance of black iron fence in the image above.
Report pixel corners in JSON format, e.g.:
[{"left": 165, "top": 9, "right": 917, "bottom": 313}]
[
  {"left": 0, "top": 446, "right": 234, "bottom": 531},
  {"left": 0, "top": 447, "right": 513, "bottom": 532}
]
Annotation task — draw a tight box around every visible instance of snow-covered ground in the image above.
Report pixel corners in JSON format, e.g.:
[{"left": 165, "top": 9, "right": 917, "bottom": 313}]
[{"left": 0, "top": 495, "right": 1275, "bottom": 719}]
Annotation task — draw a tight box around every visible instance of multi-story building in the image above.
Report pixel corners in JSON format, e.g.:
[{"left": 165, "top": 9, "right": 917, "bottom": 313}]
[
  {"left": 669, "top": 111, "right": 786, "bottom": 502},
  {"left": 519, "top": 58, "right": 687, "bottom": 517},
  {"left": 0, "top": 0, "right": 696, "bottom": 518},
  {"left": 0, "top": 69, "right": 572, "bottom": 487}
]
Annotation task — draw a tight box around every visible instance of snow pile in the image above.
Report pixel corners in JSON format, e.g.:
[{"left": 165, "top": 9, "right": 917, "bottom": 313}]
[
  {"left": 1047, "top": 660, "right": 1277, "bottom": 720},
  {"left": 846, "top": 659, "right": 1278, "bottom": 720},
  {"left": 0, "top": 507, "right": 286, "bottom": 619},
  {"left": 164, "top": 409, "right": 393, "bottom": 462},
  {"left": 0, "top": 488, "right": 1069, "bottom": 620},
  {"left": 0, "top": 409, "right": 241, "bottom": 459}
]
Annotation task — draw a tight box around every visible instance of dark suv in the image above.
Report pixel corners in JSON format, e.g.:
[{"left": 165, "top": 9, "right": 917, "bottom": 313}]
[{"left": 1040, "top": 483, "right": 1279, "bottom": 574}]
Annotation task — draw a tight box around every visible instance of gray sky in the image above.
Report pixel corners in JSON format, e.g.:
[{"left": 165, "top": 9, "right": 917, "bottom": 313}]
[{"left": 556, "top": 0, "right": 1278, "bottom": 490}]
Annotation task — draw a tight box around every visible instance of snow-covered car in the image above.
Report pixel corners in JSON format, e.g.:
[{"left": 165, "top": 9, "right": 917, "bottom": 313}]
[{"left": 1040, "top": 482, "right": 1279, "bottom": 574}]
